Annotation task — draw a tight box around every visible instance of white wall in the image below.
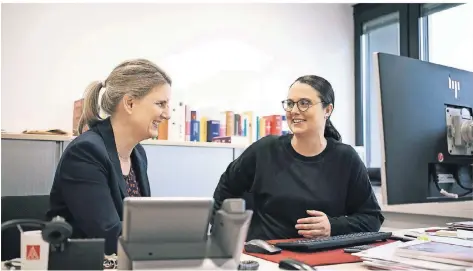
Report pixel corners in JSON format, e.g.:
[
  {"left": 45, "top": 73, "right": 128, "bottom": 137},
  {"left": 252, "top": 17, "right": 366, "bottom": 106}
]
[{"left": 1, "top": 3, "right": 355, "bottom": 144}]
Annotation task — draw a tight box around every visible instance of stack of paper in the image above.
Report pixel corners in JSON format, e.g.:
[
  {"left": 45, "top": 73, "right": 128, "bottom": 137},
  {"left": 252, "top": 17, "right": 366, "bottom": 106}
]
[
  {"left": 353, "top": 239, "right": 473, "bottom": 270},
  {"left": 449, "top": 221, "right": 473, "bottom": 231},
  {"left": 396, "top": 240, "right": 473, "bottom": 267}
]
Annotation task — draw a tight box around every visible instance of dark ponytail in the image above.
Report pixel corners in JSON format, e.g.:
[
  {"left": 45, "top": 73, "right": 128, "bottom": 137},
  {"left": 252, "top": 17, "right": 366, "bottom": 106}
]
[{"left": 324, "top": 118, "right": 341, "bottom": 141}]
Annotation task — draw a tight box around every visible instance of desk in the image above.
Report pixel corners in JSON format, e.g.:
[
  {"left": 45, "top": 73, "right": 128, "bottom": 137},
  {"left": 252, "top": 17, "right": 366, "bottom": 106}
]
[{"left": 1, "top": 228, "right": 434, "bottom": 270}]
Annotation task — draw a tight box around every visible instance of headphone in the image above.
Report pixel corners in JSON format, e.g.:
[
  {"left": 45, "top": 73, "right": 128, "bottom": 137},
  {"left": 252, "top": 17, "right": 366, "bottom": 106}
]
[{"left": 1, "top": 216, "right": 73, "bottom": 250}]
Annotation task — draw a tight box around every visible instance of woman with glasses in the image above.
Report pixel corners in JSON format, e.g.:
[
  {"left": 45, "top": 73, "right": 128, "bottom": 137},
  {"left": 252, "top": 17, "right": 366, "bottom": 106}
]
[{"left": 211, "top": 75, "right": 384, "bottom": 241}]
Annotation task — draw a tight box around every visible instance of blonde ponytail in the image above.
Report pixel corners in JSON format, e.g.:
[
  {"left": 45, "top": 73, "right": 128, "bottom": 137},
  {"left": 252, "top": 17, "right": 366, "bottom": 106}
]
[{"left": 78, "top": 81, "right": 104, "bottom": 134}]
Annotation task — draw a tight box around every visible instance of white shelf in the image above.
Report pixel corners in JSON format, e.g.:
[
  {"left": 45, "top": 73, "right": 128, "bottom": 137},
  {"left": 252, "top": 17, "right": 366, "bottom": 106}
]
[{"left": 1, "top": 133, "right": 248, "bottom": 149}]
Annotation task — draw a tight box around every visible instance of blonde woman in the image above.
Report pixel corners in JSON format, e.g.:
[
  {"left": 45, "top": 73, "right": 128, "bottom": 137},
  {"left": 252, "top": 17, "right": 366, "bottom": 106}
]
[{"left": 47, "top": 59, "right": 172, "bottom": 254}]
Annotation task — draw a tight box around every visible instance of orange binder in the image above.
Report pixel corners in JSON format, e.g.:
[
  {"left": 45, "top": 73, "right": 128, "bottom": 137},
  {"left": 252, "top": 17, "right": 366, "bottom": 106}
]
[{"left": 243, "top": 238, "right": 394, "bottom": 266}]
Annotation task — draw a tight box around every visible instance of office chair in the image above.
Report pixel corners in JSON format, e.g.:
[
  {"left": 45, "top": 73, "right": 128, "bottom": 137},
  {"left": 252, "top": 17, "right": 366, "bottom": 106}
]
[{"left": 1, "top": 195, "right": 50, "bottom": 261}]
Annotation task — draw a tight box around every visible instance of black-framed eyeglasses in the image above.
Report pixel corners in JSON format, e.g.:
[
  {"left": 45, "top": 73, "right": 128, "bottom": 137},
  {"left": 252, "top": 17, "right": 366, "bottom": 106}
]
[{"left": 281, "top": 98, "right": 323, "bottom": 112}]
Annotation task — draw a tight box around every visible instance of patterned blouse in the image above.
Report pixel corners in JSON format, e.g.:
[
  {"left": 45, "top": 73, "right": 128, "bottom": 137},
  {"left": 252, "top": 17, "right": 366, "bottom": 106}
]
[{"left": 123, "top": 166, "right": 141, "bottom": 197}]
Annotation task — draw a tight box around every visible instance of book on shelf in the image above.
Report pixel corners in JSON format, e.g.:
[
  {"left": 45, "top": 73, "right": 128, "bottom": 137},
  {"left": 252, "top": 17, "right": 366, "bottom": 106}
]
[
  {"left": 211, "top": 136, "right": 248, "bottom": 145},
  {"left": 154, "top": 102, "right": 291, "bottom": 145},
  {"left": 72, "top": 98, "right": 87, "bottom": 135},
  {"left": 157, "top": 119, "right": 168, "bottom": 140}
]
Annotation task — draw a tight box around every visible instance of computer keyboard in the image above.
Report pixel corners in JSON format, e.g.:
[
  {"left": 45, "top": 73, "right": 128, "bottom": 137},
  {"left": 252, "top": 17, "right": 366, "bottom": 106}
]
[{"left": 274, "top": 232, "right": 392, "bottom": 252}]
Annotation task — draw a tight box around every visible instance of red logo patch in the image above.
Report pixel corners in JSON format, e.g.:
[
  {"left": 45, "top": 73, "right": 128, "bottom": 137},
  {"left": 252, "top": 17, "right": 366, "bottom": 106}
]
[{"left": 26, "top": 245, "right": 40, "bottom": 260}]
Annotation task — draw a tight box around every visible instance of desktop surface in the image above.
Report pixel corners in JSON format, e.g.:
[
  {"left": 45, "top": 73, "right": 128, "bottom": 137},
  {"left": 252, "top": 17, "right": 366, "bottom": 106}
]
[
  {"left": 243, "top": 232, "right": 394, "bottom": 268},
  {"left": 240, "top": 254, "right": 363, "bottom": 271},
  {"left": 240, "top": 227, "right": 446, "bottom": 271}
]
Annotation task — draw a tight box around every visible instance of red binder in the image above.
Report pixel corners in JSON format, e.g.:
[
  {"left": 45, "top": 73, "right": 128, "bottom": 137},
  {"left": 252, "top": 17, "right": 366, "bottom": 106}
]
[{"left": 244, "top": 238, "right": 394, "bottom": 266}]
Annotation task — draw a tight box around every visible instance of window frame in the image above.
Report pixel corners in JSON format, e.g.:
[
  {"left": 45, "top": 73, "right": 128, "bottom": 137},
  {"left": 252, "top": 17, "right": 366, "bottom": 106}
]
[{"left": 353, "top": 3, "right": 462, "bottom": 167}]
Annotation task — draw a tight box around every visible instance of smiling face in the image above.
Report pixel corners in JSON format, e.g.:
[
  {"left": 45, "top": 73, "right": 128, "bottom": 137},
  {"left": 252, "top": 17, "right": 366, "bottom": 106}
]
[
  {"left": 125, "top": 83, "right": 171, "bottom": 140},
  {"left": 285, "top": 81, "right": 332, "bottom": 136}
]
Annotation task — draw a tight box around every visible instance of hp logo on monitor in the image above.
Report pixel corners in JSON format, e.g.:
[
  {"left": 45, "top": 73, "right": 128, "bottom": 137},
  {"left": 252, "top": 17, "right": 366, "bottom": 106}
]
[{"left": 448, "top": 76, "right": 460, "bottom": 99}]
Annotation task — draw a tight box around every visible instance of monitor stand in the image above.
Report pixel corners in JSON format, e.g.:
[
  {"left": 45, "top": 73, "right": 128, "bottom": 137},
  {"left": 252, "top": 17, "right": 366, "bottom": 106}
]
[{"left": 428, "top": 163, "right": 473, "bottom": 199}]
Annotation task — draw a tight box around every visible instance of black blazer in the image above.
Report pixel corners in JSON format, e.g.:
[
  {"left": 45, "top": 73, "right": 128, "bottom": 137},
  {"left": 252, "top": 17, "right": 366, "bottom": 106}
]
[{"left": 47, "top": 117, "right": 150, "bottom": 254}]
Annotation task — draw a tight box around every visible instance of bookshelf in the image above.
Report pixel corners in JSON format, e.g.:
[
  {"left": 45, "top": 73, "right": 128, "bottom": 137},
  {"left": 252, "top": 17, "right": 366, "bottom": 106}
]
[{"left": 153, "top": 101, "right": 291, "bottom": 146}]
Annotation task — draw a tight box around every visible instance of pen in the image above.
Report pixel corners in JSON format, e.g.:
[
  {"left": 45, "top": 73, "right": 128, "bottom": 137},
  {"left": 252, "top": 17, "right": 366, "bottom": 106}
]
[
  {"left": 389, "top": 235, "right": 416, "bottom": 242},
  {"left": 424, "top": 228, "right": 450, "bottom": 233}
]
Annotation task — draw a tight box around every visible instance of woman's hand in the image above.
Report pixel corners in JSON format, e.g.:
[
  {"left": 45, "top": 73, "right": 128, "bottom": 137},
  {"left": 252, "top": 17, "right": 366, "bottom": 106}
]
[{"left": 295, "top": 210, "right": 331, "bottom": 238}]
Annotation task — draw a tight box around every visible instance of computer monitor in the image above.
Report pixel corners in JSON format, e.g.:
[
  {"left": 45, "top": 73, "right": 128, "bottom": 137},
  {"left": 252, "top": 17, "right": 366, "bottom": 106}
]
[{"left": 374, "top": 52, "right": 473, "bottom": 205}]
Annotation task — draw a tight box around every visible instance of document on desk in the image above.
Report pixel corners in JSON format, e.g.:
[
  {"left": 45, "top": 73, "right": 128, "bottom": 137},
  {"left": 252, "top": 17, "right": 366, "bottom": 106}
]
[
  {"left": 395, "top": 240, "right": 473, "bottom": 267},
  {"left": 353, "top": 241, "right": 466, "bottom": 270},
  {"left": 448, "top": 221, "right": 473, "bottom": 230},
  {"left": 403, "top": 230, "right": 473, "bottom": 247},
  {"left": 421, "top": 234, "right": 473, "bottom": 247},
  {"left": 457, "top": 230, "right": 473, "bottom": 240}
]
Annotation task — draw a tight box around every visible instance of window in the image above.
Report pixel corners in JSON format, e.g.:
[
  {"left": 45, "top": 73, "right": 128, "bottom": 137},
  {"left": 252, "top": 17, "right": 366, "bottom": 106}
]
[
  {"left": 354, "top": 4, "right": 471, "bottom": 172},
  {"left": 361, "top": 13, "right": 400, "bottom": 168},
  {"left": 420, "top": 3, "right": 473, "bottom": 72}
]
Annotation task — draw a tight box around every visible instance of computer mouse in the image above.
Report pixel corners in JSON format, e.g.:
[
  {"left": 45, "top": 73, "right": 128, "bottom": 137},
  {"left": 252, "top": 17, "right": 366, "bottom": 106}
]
[
  {"left": 244, "top": 239, "right": 282, "bottom": 255},
  {"left": 279, "top": 258, "right": 316, "bottom": 270}
]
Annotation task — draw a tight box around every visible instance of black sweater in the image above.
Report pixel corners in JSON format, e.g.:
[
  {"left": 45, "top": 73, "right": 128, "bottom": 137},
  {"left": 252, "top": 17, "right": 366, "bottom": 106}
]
[{"left": 211, "top": 134, "right": 384, "bottom": 240}]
